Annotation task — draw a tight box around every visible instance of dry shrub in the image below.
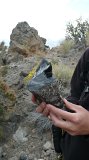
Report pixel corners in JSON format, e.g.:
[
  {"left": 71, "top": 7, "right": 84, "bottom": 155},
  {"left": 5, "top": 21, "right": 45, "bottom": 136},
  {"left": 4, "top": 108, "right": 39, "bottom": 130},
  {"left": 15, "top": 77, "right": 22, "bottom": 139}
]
[
  {"left": 0, "top": 79, "right": 16, "bottom": 101},
  {"left": 0, "top": 79, "right": 16, "bottom": 121},
  {"left": 58, "top": 39, "right": 74, "bottom": 55},
  {"left": 0, "top": 66, "right": 8, "bottom": 76},
  {"left": 0, "top": 41, "right": 7, "bottom": 51},
  {"left": 86, "top": 31, "right": 89, "bottom": 46},
  {"left": 52, "top": 63, "right": 74, "bottom": 86}
]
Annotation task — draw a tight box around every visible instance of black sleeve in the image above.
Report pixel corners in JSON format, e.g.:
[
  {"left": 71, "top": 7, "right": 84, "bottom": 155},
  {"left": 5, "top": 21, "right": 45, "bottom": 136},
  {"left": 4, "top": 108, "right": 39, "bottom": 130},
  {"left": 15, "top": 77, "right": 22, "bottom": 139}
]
[{"left": 67, "top": 48, "right": 89, "bottom": 104}]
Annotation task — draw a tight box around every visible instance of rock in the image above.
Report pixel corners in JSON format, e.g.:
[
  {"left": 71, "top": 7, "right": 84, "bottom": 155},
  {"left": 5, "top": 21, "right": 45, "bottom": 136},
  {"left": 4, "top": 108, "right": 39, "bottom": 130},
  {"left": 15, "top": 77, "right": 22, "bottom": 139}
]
[
  {"left": 13, "top": 126, "right": 28, "bottom": 143},
  {"left": 45, "top": 149, "right": 51, "bottom": 156},
  {"left": 19, "top": 152, "right": 28, "bottom": 160},
  {"left": 43, "top": 141, "right": 52, "bottom": 151},
  {"left": 9, "top": 21, "right": 47, "bottom": 56},
  {"left": 9, "top": 156, "right": 18, "bottom": 160},
  {"left": 19, "top": 152, "right": 35, "bottom": 160}
]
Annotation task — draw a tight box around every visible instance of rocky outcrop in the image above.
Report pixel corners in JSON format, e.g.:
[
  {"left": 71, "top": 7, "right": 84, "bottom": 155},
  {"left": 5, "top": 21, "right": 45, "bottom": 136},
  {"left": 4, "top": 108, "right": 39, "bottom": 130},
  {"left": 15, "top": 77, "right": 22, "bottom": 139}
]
[{"left": 9, "top": 21, "right": 47, "bottom": 56}]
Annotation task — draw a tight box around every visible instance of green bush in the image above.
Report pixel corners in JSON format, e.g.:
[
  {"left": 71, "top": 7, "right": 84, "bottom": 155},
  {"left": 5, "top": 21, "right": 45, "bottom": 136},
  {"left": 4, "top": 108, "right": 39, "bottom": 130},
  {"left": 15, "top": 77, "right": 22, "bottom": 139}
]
[{"left": 66, "top": 17, "right": 89, "bottom": 48}]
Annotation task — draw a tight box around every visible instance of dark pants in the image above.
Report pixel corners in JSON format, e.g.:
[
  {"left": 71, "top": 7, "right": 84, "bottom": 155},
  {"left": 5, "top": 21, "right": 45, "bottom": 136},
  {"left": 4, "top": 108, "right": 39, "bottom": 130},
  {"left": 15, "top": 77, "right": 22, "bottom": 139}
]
[{"left": 61, "top": 133, "right": 89, "bottom": 160}]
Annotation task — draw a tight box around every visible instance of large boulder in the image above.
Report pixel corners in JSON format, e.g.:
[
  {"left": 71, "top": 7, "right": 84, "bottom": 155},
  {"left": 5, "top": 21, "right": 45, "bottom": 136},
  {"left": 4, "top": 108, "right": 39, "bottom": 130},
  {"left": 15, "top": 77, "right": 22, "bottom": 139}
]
[{"left": 9, "top": 21, "right": 47, "bottom": 56}]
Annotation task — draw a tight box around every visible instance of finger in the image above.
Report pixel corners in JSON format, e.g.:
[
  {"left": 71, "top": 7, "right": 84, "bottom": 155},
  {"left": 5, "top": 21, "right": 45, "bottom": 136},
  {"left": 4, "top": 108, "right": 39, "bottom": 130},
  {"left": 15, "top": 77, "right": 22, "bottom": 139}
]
[
  {"left": 36, "top": 102, "right": 46, "bottom": 113},
  {"left": 66, "top": 131, "right": 77, "bottom": 136},
  {"left": 47, "top": 104, "right": 75, "bottom": 121},
  {"left": 48, "top": 115, "right": 51, "bottom": 119},
  {"left": 42, "top": 107, "right": 50, "bottom": 116},
  {"left": 31, "top": 94, "right": 36, "bottom": 103},
  {"left": 49, "top": 109, "right": 77, "bottom": 136},
  {"left": 50, "top": 112, "right": 71, "bottom": 130},
  {"left": 62, "top": 98, "right": 79, "bottom": 112}
]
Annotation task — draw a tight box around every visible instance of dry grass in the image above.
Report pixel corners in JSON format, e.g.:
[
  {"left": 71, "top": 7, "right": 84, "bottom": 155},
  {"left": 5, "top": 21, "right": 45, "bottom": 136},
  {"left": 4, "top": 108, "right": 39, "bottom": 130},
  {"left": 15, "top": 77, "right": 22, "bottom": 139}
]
[
  {"left": 52, "top": 62, "right": 74, "bottom": 86},
  {"left": 58, "top": 39, "right": 74, "bottom": 55}
]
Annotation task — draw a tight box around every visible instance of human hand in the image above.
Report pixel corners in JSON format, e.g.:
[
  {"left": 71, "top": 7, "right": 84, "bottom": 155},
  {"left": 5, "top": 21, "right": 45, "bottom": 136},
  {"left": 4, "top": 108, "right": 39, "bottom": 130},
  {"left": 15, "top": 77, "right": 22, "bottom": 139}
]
[
  {"left": 31, "top": 94, "right": 49, "bottom": 117},
  {"left": 47, "top": 99, "right": 89, "bottom": 136}
]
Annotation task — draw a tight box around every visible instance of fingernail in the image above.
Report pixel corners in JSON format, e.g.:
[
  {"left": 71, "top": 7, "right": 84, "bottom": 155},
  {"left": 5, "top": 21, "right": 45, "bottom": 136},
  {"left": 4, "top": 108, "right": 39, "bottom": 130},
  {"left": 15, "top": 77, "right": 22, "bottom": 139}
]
[
  {"left": 48, "top": 115, "right": 51, "bottom": 120},
  {"left": 63, "top": 98, "right": 68, "bottom": 104}
]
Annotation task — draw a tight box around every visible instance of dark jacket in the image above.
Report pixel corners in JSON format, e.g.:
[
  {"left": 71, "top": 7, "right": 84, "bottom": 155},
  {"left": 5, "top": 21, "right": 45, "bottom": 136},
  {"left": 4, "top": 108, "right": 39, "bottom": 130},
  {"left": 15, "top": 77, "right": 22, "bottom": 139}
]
[{"left": 61, "top": 48, "right": 89, "bottom": 160}]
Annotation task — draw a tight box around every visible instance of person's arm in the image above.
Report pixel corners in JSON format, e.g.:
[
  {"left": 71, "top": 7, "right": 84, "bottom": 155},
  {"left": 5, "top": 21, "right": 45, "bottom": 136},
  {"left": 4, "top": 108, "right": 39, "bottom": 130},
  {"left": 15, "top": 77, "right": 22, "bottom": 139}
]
[{"left": 67, "top": 48, "right": 89, "bottom": 104}]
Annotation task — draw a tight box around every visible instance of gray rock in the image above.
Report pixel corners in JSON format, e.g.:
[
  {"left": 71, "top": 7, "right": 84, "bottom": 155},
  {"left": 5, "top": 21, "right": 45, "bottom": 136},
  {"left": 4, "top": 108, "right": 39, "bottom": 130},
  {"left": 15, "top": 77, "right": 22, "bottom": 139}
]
[
  {"left": 43, "top": 141, "right": 52, "bottom": 151},
  {"left": 13, "top": 126, "right": 28, "bottom": 143},
  {"left": 19, "top": 153, "right": 28, "bottom": 160},
  {"left": 19, "top": 152, "right": 34, "bottom": 160},
  {"left": 9, "top": 21, "right": 47, "bottom": 57},
  {"left": 9, "top": 156, "right": 18, "bottom": 160}
]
